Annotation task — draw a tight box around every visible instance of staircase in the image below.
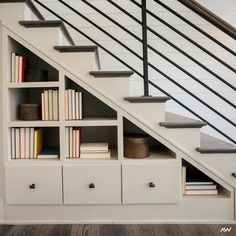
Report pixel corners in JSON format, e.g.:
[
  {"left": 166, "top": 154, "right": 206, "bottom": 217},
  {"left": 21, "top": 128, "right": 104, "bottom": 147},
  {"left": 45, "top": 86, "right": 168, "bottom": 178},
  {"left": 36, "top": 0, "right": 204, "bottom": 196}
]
[{"left": 0, "top": 0, "right": 235, "bottom": 223}]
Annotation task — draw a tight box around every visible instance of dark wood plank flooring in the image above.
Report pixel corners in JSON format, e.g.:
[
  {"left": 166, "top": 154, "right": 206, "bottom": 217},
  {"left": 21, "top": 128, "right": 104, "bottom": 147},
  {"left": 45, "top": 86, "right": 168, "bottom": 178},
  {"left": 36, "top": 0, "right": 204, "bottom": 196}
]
[{"left": 0, "top": 224, "right": 236, "bottom": 236}]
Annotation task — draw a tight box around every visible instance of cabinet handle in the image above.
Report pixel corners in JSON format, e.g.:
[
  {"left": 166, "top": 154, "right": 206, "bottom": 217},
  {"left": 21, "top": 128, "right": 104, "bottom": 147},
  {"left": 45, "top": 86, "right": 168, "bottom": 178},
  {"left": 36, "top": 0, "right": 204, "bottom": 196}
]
[
  {"left": 29, "top": 184, "right": 36, "bottom": 189},
  {"left": 89, "top": 183, "right": 95, "bottom": 189},
  {"left": 232, "top": 172, "right": 236, "bottom": 178},
  {"left": 149, "top": 182, "right": 155, "bottom": 188}
]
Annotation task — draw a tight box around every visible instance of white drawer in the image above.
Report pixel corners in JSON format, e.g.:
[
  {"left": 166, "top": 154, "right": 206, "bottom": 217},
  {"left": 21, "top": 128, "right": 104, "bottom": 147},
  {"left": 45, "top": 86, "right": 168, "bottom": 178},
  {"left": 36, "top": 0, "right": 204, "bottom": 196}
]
[
  {"left": 122, "top": 163, "right": 181, "bottom": 204},
  {"left": 5, "top": 165, "right": 62, "bottom": 205},
  {"left": 63, "top": 164, "right": 121, "bottom": 204}
]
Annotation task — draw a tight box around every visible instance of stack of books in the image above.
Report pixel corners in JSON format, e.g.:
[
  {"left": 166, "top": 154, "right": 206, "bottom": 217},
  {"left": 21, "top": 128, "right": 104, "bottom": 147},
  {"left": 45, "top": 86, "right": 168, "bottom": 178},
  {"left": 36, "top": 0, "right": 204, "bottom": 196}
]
[
  {"left": 80, "top": 143, "right": 111, "bottom": 159},
  {"left": 41, "top": 90, "right": 59, "bottom": 121},
  {"left": 11, "top": 128, "right": 59, "bottom": 159},
  {"left": 65, "top": 127, "right": 81, "bottom": 159},
  {"left": 65, "top": 89, "right": 82, "bottom": 120},
  {"left": 182, "top": 166, "right": 218, "bottom": 196},
  {"left": 11, "top": 53, "right": 27, "bottom": 83}
]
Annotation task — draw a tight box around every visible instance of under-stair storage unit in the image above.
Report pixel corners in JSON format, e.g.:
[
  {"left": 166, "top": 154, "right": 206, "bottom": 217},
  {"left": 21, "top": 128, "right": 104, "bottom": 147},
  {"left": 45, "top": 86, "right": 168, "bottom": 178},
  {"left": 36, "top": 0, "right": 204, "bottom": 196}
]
[{"left": 0, "top": 2, "right": 236, "bottom": 223}]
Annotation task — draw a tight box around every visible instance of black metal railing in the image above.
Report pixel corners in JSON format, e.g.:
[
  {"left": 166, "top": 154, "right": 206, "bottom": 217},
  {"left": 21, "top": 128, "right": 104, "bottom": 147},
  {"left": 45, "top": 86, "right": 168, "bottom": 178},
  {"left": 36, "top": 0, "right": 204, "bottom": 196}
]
[{"left": 33, "top": 0, "right": 236, "bottom": 144}]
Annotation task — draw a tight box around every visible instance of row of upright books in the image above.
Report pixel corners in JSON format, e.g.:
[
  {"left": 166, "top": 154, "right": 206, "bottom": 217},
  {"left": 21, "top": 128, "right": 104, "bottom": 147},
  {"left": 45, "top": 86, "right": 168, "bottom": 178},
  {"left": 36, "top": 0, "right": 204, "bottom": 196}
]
[
  {"left": 41, "top": 90, "right": 59, "bottom": 121},
  {"left": 182, "top": 166, "right": 218, "bottom": 196},
  {"left": 65, "top": 89, "right": 83, "bottom": 120},
  {"left": 65, "top": 127, "right": 110, "bottom": 159},
  {"left": 11, "top": 53, "right": 27, "bottom": 83},
  {"left": 11, "top": 128, "right": 59, "bottom": 159}
]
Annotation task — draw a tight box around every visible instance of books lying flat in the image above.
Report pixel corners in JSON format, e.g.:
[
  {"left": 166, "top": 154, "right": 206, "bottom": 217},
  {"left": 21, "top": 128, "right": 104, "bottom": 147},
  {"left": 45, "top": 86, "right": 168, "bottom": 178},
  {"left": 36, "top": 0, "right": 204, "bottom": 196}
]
[
  {"left": 37, "top": 148, "right": 59, "bottom": 159},
  {"left": 80, "top": 150, "right": 111, "bottom": 159},
  {"left": 186, "top": 185, "right": 217, "bottom": 190},
  {"left": 186, "top": 175, "right": 214, "bottom": 185},
  {"left": 185, "top": 189, "right": 218, "bottom": 195},
  {"left": 80, "top": 142, "right": 109, "bottom": 152}
]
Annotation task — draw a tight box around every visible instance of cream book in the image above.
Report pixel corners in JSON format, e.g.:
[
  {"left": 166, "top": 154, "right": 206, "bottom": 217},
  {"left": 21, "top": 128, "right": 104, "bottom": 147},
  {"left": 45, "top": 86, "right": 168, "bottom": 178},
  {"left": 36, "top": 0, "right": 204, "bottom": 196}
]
[
  {"left": 80, "top": 150, "right": 111, "bottom": 159},
  {"left": 80, "top": 142, "right": 109, "bottom": 152}
]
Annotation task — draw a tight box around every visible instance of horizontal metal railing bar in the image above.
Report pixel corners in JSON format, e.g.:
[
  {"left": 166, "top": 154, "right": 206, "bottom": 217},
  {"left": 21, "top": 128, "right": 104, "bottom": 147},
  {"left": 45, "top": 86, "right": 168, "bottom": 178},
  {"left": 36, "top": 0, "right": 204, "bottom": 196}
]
[
  {"left": 115, "top": 0, "right": 236, "bottom": 91},
  {"left": 86, "top": 0, "right": 235, "bottom": 108},
  {"left": 58, "top": 0, "right": 143, "bottom": 61},
  {"left": 154, "top": 0, "right": 236, "bottom": 56},
  {"left": 32, "top": 0, "right": 236, "bottom": 144},
  {"left": 33, "top": 0, "right": 143, "bottom": 77}
]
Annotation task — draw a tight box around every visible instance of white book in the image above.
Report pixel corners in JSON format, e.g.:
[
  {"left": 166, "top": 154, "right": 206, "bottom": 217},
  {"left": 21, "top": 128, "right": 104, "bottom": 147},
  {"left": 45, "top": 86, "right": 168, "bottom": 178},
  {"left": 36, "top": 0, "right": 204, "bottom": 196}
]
[
  {"left": 69, "top": 127, "right": 73, "bottom": 158},
  {"left": 72, "top": 129, "right": 76, "bottom": 158},
  {"left": 65, "top": 90, "right": 69, "bottom": 120},
  {"left": 48, "top": 90, "right": 53, "bottom": 121},
  {"left": 79, "top": 92, "right": 82, "bottom": 120},
  {"left": 11, "top": 53, "right": 16, "bottom": 83},
  {"left": 75, "top": 92, "right": 79, "bottom": 120},
  {"left": 65, "top": 127, "right": 69, "bottom": 158},
  {"left": 15, "top": 55, "right": 19, "bottom": 83},
  {"left": 76, "top": 129, "right": 80, "bottom": 158},
  {"left": 44, "top": 90, "right": 49, "bottom": 120},
  {"left": 20, "top": 128, "right": 25, "bottom": 159},
  {"left": 68, "top": 89, "right": 72, "bottom": 120},
  {"left": 41, "top": 93, "right": 45, "bottom": 121},
  {"left": 18, "top": 56, "right": 23, "bottom": 83},
  {"left": 52, "top": 90, "right": 58, "bottom": 120},
  {"left": 182, "top": 166, "right": 186, "bottom": 194},
  {"left": 186, "top": 185, "right": 217, "bottom": 190},
  {"left": 71, "top": 89, "right": 75, "bottom": 120},
  {"left": 80, "top": 150, "right": 111, "bottom": 159},
  {"left": 30, "top": 128, "right": 34, "bottom": 159},
  {"left": 15, "top": 128, "right": 20, "bottom": 159},
  {"left": 80, "top": 142, "right": 109, "bottom": 152},
  {"left": 11, "top": 128, "right": 15, "bottom": 159},
  {"left": 25, "top": 128, "right": 30, "bottom": 159},
  {"left": 185, "top": 189, "right": 218, "bottom": 195}
]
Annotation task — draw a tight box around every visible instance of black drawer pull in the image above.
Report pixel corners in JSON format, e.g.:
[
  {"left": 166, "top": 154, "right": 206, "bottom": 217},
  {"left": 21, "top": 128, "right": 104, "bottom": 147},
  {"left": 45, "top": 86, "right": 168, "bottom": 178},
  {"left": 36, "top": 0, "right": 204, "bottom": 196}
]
[
  {"left": 149, "top": 182, "right": 155, "bottom": 188},
  {"left": 89, "top": 183, "right": 95, "bottom": 189},
  {"left": 232, "top": 172, "right": 236, "bottom": 178},
  {"left": 29, "top": 184, "right": 35, "bottom": 189}
]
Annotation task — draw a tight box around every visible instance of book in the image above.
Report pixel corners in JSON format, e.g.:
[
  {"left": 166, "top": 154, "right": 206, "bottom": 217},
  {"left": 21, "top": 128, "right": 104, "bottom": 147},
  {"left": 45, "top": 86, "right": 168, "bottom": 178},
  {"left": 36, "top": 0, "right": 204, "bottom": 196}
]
[
  {"left": 186, "top": 175, "right": 214, "bottom": 185},
  {"left": 72, "top": 129, "right": 76, "bottom": 158},
  {"left": 80, "top": 142, "right": 109, "bottom": 152},
  {"left": 34, "top": 128, "right": 43, "bottom": 158},
  {"left": 15, "top": 55, "right": 19, "bottom": 83},
  {"left": 44, "top": 90, "right": 49, "bottom": 120},
  {"left": 185, "top": 189, "right": 218, "bottom": 195},
  {"left": 79, "top": 92, "right": 82, "bottom": 119},
  {"left": 52, "top": 90, "right": 58, "bottom": 120},
  {"left": 25, "top": 128, "right": 30, "bottom": 159},
  {"left": 15, "top": 128, "right": 20, "bottom": 159},
  {"left": 41, "top": 93, "right": 45, "bottom": 120},
  {"left": 30, "top": 128, "right": 34, "bottom": 159},
  {"left": 48, "top": 90, "right": 53, "bottom": 120},
  {"left": 65, "top": 90, "right": 69, "bottom": 120},
  {"left": 68, "top": 89, "right": 72, "bottom": 120},
  {"left": 37, "top": 148, "right": 59, "bottom": 159},
  {"left": 69, "top": 127, "right": 73, "bottom": 158},
  {"left": 182, "top": 166, "right": 186, "bottom": 194},
  {"left": 71, "top": 89, "right": 75, "bottom": 120},
  {"left": 11, "top": 53, "right": 16, "bottom": 83},
  {"left": 21, "top": 56, "right": 27, "bottom": 82},
  {"left": 65, "top": 127, "right": 69, "bottom": 158},
  {"left": 11, "top": 128, "right": 16, "bottom": 159},
  {"left": 18, "top": 56, "right": 23, "bottom": 82},
  {"left": 80, "top": 150, "right": 111, "bottom": 159},
  {"left": 76, "top": 129, "right": 80, "bottom": 158},
  {"left": 20, "top": 127, "right": 25, "bottom": 159},
  {"left": 186, "top": 185, "right": 217, "bottom": 190},
  {"left": 75, "top": 92, "right": 79, "bottom": 120}
]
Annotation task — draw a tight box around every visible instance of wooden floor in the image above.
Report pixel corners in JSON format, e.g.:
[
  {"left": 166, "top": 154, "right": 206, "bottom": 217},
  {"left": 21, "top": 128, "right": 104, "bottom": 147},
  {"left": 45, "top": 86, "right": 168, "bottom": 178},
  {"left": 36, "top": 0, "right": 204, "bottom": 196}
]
[{"left": 0, "top": 224, "right": 235, "bottom": 236}]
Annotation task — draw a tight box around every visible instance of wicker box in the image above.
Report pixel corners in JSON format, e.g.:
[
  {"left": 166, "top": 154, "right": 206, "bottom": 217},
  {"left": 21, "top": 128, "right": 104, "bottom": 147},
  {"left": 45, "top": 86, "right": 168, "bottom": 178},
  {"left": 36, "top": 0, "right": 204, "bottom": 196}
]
[
  {"left": 19, "top": 104, "right": 40, "bottom": 120},
  {"left": 124, "top": 134, "right": 149, "bottom": 159}
]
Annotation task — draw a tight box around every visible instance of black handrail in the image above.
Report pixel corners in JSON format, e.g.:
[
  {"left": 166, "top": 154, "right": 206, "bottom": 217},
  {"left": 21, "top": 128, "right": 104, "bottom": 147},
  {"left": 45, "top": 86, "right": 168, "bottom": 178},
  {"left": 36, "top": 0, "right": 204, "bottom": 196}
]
[
  {"left": 129, "top": 0, "right": 236, "bottom": 91},
  {"left": 33, "top": 0, "right": 236, "bottom": 144},
  {"left": 82, "top": 0, "right": 235, "bottom": 108},
  {"left": 154, "top": 0, "right": 236, "bottom": 56}
]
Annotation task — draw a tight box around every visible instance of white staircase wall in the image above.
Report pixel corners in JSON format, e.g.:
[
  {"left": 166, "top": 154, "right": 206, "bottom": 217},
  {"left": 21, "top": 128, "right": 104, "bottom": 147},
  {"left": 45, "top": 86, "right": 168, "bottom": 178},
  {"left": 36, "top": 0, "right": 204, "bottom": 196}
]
[{"left": 37, "top": 0, "right": 236, "bottom": 143}]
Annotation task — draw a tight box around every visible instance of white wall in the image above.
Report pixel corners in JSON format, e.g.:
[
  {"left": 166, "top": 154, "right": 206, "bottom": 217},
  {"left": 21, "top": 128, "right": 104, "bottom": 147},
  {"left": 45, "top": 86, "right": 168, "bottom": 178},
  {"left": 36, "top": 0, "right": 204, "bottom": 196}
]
[{"left": 37, "top": 0, "right": 236, "bottom": 143}]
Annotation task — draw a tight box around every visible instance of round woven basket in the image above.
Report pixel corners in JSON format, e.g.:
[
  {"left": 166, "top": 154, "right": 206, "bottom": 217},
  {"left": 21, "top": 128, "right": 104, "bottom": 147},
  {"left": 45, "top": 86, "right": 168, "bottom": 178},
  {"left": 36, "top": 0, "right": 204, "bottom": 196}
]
[
  {"left": 124, "top": 134, "right": 149, "bottom": 159},
  {"left": 19, "top": 104, "right": 40, "bottom": 120}
]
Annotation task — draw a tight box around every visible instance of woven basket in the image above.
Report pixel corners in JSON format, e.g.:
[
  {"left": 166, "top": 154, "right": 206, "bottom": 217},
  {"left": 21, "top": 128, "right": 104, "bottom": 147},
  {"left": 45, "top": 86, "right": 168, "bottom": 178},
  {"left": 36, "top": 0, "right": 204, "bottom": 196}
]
[{"left": 19, "top": 104, "right": 40, "bottom": 120}]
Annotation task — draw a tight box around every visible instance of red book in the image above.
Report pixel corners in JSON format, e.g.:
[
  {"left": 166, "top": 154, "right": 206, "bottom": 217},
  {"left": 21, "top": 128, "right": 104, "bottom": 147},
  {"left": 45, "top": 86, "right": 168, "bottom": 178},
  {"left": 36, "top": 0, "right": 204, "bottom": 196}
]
[{"left": 21, "top": 56, "right": 28, "bottom": 82}]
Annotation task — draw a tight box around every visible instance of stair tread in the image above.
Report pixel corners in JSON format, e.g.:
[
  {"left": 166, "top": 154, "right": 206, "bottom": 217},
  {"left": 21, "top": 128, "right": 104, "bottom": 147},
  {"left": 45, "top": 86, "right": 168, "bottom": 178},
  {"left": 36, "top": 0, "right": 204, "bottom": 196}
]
[
  {"left": 19, "top": 20, "right": 75, "bottom": 45},
  {"left": 0, "top": 0, "right": 44, "bottom": 20},
  {"left": 124, "top": 96, "right": 171, "bottom": 103},
  {"left": 197, "top": 133, "right": 236, "bottom": 153},
  {"left": 160, "top": 112, "right": 207, "bottom": 128},
  {"left": 54, "top": 45, "right": 98, "bottom": 52},
  {"left": 90, "top": 71, "right": 134, "bottom": 77}
]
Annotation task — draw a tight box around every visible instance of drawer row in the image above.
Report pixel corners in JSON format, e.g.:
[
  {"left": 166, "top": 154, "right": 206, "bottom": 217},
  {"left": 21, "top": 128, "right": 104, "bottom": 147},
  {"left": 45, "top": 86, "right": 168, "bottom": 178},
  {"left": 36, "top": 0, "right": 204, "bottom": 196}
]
[{"left": 5, "top": 163, "right": 181, "bottom": 205}]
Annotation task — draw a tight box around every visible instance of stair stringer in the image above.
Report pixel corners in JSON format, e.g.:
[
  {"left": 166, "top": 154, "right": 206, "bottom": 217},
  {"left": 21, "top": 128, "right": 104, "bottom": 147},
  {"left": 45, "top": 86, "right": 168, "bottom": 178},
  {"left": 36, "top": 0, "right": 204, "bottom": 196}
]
[
  {"left": 1, "top": 23, "right": 235, "bottom": 191},
  {"left": 1, "top": 23, "right": 236, "bottom": 222}
]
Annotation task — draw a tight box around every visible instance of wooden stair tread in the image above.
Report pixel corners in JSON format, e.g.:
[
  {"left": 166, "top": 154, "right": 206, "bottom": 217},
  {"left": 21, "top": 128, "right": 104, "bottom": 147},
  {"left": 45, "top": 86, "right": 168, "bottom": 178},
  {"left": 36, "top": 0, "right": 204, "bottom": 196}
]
[
  {"left": 124, "top": 96, "right": 171, "bottom": 103},
  {"left": 19, "top": 20, "right": 75, "bottom": 45},
  {"left": 89, "top": 71, "right": 133, "bottom": 77},
  {"left": 160, "top": 112, "right": 207, "bottom": 128},
  {"left": 0, "top": 0, "right": 44, "bottom": 20},
  {"left": 197, "top": 133, "right": 236, "bottom": 153},
  {"left": 54, "top": 45, "right": 98, "bottom": 52}
]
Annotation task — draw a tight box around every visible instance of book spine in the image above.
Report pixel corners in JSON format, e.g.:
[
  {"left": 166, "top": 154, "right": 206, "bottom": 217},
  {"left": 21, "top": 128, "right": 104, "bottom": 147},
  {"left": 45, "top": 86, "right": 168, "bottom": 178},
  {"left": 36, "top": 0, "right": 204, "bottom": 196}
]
[
  {"left": 79, "top": 92, "right": 83, "bottom": 120},
  {"left": 48, "top": 90, "right": 53, "bottom": 121},
  {"left": 65, "top": 127, "right": 69, "bottom": 158},
  {"left": 52, "top": 90, "right": 58, "bottom": 121},
  {"left": 30, "top": 128, "right": 34, "bottom": 159},
  {"left": 20, "top": 128, "right": 25, "bottom": 159},
  {"left": 18, "top": 56, "right": 23, "bottom": 83},
  {"left": 65, "top": 90, "right": 69, "bottom": 120},
  {"left": 11, "top": 128, "right": 16, "bottom": 159},
  {"left": 44, "top": 90, "right": 49, "bottom": 121},
  {"left": 69, "top": 127, "right": 73, "bottom": 158},
  {"left": 21, "top": 56, "right": 27, "bottom": 82},
  {"left": 41, "top": 93, "right": 45, "bottom": 121},
  {"left": 11, "top": 53, "right": 16, "bottom": 83},
  {"left": 75, "top": 92, "right": 79, "bottom": 120},
  {"left": 15, "top": 128, "right": 20, "bottom": 159},
  {"left": 25, "top": 128, "right": 30, "bottom": 159},
  {"left": 71, "top": 90, "right": 75, "bottom": 120},
  {"left": 15, "top": 55, "right": 19, "bottom": 83},
  {"left": 68, "top": 89, "right": 72, "bottom": 120}
]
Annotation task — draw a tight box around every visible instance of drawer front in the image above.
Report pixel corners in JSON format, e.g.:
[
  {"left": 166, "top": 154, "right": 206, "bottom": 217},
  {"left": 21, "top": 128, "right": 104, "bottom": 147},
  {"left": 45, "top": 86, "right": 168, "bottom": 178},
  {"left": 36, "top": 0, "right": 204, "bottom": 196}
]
[
  {"left": 5, "top": 165, "right": 62, "bottom": 205},
  {"left": 122, "top": 163, "right": 181, "bottom": 204},
  {"left": 63, "top": 164, "right": 121, "bottom": 204}
]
